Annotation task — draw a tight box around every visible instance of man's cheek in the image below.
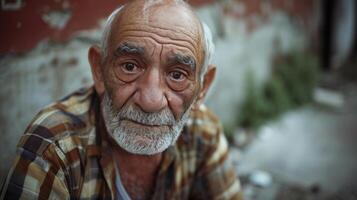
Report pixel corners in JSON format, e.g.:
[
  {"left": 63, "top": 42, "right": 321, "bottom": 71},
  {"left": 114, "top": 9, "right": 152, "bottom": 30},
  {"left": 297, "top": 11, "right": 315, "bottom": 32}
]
[
  {"left": 167, "top": 90, "right": 197, "bottom": 120},
  {"left": 110, "top": 84, "right": 137, "bottom": 110},
  {"left": 105, "top": 66, "right": 128, "bottom": 86},
  {"left": 182, "top": 83, "right": 201, "bottom": 108}
]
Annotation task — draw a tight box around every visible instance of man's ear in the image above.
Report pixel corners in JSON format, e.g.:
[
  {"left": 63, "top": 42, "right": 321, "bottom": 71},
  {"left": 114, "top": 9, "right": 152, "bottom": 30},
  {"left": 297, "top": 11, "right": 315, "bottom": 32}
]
[
  {"left": 88, "top": 45, "right": 105, "bottom": 95},
  {"left": 194, "top": 65, "right": 216, "bottom": 109}
]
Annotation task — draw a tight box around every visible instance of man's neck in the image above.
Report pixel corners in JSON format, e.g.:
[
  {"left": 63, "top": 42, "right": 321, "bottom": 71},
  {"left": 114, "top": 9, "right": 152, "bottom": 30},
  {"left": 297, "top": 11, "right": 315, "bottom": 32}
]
[
  {"left": 112, "top": 144, "right": 163, "bottom": 200},
  {"left": 113, "top": 145, "right": 163, "bottom": 173}
]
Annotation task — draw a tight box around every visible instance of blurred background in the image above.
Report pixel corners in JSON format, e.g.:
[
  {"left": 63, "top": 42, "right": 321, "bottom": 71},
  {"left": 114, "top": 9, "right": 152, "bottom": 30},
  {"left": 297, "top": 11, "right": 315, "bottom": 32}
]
[{"left": 0, "top": 0, "right": 356, "bottom": 199}]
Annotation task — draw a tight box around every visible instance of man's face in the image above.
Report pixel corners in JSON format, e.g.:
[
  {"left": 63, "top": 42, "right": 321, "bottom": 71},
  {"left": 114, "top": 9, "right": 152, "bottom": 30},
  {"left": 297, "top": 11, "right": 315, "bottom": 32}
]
[{"left": 96, "top": 2, "right": 205, "bottom": 155}]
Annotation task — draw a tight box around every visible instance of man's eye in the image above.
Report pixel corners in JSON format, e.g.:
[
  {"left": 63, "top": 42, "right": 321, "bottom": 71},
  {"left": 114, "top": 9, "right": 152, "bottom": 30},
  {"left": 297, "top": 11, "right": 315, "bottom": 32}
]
[
  {"left": 169, "top": 71, "right": 186, "bottom": 81},
  {"left": 121, "top": 62, "right": 139, "bottom": 73}
]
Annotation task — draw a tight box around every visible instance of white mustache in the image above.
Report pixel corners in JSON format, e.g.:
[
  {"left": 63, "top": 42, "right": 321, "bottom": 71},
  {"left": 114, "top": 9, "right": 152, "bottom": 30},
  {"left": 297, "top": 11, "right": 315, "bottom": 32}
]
[
  {"left": 108, "top": 100, "right": 176, "bottom": 126},
  {"left": 118, "top": 105, "right": 176, "bottom": 126}
]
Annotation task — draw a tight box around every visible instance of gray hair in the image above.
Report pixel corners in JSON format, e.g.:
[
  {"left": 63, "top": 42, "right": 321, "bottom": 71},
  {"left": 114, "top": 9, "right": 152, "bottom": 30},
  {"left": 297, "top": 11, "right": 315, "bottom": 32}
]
[
  {"left": 100, "top": 3, "right": 215, "bottom": 81},
  {"left": 100, "top": 6, "right": 124, "bottom": 61},
  {"left": 200, "top": 22, "right": 215, "bottom": 78}
]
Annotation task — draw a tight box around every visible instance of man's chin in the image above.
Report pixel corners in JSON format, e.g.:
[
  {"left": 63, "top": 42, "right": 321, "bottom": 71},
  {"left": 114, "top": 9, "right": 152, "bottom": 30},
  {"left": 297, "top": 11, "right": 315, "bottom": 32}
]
[
  {"left": 110, "top": 127, "right": 177, "bottom": 155},
  {"left": 117, "top": 140, "right": 171, "bottom": 156}
]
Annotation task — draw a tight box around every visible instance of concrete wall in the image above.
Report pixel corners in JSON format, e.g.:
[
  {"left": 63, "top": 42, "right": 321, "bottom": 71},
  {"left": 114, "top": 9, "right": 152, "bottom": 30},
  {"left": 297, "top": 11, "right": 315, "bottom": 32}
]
[
  {"left": 0, "top": 0, "right": 319, "bottom": 182},
  {"left": 0, "top": 36, "right": 96, "bottom": 182},
  {"left": 198, "top": 0, "right": 319, "bottom": 126}
]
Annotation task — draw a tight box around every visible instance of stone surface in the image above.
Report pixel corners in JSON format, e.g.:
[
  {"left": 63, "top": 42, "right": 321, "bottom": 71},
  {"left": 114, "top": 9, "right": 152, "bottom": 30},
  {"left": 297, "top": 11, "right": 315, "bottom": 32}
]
[
  {"left": 249, "top": 170, "right": 273, "bottom": 188},
  {"left": 234, "top": 77, "right": 357, "bottom": 199}
]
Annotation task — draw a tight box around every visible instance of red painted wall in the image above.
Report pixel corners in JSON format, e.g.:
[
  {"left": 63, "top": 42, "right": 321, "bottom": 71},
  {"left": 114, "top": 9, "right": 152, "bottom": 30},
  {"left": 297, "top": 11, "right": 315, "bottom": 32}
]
[
  {"left": 0, "top": 0, "right": 314, "bottom": 54},
  {"left": 0, "top": 0, "right": 129, "bottom": 54}
]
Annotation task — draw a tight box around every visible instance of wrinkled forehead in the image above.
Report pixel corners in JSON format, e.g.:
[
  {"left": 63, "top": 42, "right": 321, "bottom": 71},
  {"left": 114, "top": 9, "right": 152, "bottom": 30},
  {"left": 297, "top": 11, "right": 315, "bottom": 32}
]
[{"left": 108, "top": 0, "right": 204, "bottom": 64}]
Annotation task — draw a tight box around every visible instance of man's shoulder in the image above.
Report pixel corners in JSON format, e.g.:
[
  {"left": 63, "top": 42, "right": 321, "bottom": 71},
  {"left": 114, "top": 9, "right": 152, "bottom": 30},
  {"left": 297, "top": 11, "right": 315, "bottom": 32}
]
[
  {"left": 176, "top": 105, "right": 230, "bottom": 176},
  {"left": 18, "top": 87, "right": 96, "bottom": 155}
]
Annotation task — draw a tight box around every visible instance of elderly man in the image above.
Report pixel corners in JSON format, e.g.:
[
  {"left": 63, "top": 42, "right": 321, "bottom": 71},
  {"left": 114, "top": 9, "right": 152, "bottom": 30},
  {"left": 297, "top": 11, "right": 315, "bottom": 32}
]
[{"left": 1, "top": 0, "right": 241, "bottom": 199}]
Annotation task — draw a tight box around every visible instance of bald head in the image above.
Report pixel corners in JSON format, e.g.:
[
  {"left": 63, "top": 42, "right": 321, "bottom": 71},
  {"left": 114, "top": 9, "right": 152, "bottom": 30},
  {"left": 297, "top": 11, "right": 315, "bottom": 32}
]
[
  {"left": 100, "top": 0, "right": 214, "bottom": 77},
  {"left": 118, "top": 0, "right": 198, "bottom": 25}
]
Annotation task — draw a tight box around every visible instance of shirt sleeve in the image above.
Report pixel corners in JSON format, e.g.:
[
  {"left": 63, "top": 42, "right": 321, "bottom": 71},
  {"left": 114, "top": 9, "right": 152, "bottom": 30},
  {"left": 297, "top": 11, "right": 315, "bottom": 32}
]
[
  {"left": 0, "top": 140, "right": 70, "bottom": 200},
  {"left": 189, "top": 128, "right": 243, "bottom": 200}
]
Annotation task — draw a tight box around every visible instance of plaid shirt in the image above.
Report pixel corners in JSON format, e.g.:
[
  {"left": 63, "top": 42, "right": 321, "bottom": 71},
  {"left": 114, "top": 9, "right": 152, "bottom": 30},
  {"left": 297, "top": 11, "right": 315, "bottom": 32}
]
[{"left": 1, "top": 87, "right": 242, "bottom": 200}]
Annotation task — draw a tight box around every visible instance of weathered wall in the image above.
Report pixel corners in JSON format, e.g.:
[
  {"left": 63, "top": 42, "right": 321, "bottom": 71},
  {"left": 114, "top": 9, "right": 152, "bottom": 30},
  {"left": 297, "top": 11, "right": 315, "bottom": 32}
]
[
  {"left": 0, "top": 36, "right": 96, "bottom": 182},
  {"left": 0, "top": 0, "right": 126, "bottom": 53},
  {"left": 0, "top": 0, "right": 319, "bottom": 182},
  {"left": 198, "top": 0, "right": 319, "bottom": 126}
]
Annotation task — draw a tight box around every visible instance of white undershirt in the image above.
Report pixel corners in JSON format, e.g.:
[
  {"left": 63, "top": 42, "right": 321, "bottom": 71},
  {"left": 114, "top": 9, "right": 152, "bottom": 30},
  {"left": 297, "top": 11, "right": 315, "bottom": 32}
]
[{"left": 114, "top": 158, "right": 131, "bottom": 200}]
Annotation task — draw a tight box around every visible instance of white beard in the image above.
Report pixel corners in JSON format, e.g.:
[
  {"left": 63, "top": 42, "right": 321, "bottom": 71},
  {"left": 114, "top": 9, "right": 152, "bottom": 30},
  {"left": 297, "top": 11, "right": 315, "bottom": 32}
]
[{"left": 101, "top": 92, "right": 192, "bottom": 155}]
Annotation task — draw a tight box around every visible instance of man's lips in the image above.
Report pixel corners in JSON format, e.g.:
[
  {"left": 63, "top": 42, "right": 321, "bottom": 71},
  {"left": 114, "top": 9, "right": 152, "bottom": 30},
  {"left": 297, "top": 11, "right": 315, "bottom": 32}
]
[{"left": 122, "top": 119, "right": 169, "bottom": 127}]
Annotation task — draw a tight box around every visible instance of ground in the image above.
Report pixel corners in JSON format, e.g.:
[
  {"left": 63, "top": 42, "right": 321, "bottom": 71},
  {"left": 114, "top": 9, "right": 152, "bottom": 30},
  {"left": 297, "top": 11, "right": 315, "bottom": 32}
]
[{"left": 231, "top": 70, "right": 357, "bottom": 200}]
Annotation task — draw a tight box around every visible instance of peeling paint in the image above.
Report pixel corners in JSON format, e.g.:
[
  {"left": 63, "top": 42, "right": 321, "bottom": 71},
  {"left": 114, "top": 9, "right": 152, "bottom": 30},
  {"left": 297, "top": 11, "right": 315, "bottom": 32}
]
[
  {"left": 42, "top": 9, "right": 72, "bottom": 29},
  {"left": 1, "top": 0, "right": 23, "bottom": 11}
]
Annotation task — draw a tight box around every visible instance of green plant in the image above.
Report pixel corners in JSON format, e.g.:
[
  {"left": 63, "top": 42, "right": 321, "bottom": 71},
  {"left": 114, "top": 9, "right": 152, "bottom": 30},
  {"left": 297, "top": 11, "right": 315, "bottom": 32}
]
[{"left": 236, "top": 50, "right": 319, "bottom": 131}]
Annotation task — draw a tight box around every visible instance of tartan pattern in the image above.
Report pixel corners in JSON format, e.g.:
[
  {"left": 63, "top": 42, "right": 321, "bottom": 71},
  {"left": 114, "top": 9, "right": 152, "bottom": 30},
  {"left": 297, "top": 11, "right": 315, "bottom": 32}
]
[{"left": 1, "top": 87, "right": 242, "bottom": 200}]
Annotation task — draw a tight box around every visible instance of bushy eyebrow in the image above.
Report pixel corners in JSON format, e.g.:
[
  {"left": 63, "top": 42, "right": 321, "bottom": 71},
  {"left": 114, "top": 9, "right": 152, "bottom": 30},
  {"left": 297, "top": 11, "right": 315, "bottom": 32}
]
[
  {"left": 169, "top": 53, "right": 196, "bottom": 72},
  {"left": 115, "top": 42, "right": 144, "bottom": 56}
]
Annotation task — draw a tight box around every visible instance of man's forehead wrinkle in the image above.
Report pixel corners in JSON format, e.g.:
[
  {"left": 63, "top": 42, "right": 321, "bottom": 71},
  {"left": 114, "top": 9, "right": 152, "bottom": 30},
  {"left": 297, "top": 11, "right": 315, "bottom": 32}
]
[
  {"left": 120, "top": 23, "right": 198, "bottom": 42},
  {"left": 114, "top": 5, "right": 201, "bottom": 46},
  {"left": 115, "top": 26, "right": 198, "bottom": 57},
  {"left": 150, "top": 42, "right": 156, "bottom": 57},
  {"left": 116, "top": 31, "right": 197, "bottom": 57},
  {"left": 114, "top": 34, "right": 195, "bottom": 59},
  {"left": 120, "top": 29, "right": 197, "bottom": 54},
  {"left": 111, "top": 0, "right": 205, "bottom": 68},
  {"left": 159, "top": 43, "right": 164, "bottom": 65}
]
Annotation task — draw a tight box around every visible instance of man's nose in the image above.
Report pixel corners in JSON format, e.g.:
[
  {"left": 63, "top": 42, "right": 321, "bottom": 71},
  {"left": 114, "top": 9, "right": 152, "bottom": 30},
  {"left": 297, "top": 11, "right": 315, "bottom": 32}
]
[{"left": 133, "top": 68, "right": 168, "bottom": 113}]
